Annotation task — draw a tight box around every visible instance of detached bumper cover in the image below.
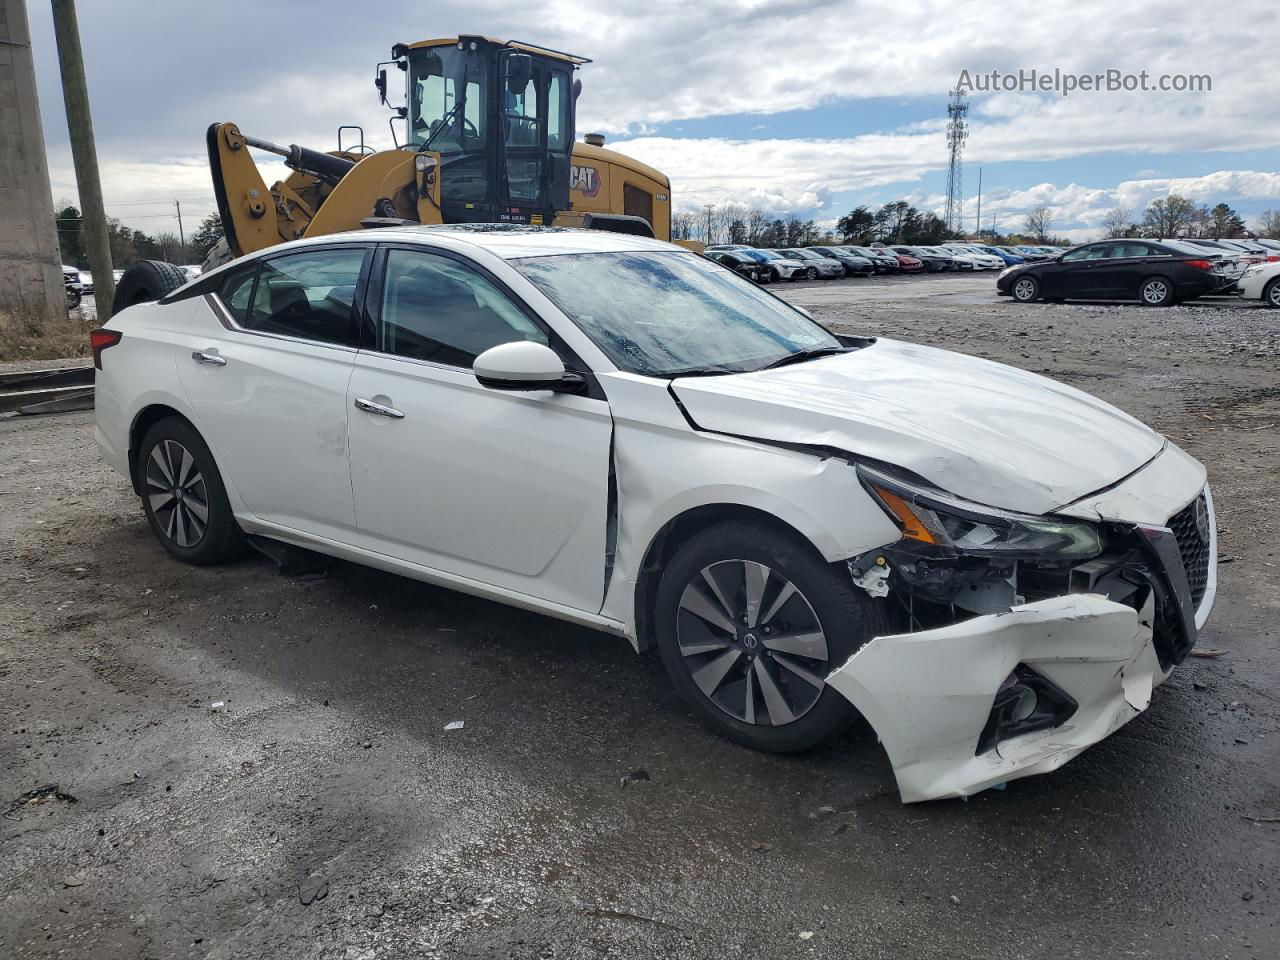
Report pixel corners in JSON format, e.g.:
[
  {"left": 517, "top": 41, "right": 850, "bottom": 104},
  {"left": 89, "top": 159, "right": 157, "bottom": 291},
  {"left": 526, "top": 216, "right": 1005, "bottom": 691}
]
[{"left": 826, "top": 594, "right": 1162, "bottom": 803}]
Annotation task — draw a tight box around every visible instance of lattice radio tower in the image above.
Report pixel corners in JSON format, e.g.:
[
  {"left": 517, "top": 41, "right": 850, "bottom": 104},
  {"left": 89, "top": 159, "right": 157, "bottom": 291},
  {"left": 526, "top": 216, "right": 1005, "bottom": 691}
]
[{"left": 944, "top": 89, "right": 969, "bottom": 234}]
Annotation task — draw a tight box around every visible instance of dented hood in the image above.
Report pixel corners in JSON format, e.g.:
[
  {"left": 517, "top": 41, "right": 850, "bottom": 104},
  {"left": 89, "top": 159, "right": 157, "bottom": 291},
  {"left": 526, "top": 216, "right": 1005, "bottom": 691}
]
[{"left": 671, "top": 338, "right": 1164, "bottom": 516}]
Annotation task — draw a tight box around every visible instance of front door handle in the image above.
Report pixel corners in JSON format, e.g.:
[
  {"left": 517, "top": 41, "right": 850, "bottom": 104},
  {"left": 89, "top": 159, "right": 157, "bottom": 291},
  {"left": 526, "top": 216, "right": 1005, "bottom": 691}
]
[
  {"left": 354, "top": 396, "right": 405, "bottom": 419},
  {"left": 192, "top": 350, "right": 227, "bottom": 366}
]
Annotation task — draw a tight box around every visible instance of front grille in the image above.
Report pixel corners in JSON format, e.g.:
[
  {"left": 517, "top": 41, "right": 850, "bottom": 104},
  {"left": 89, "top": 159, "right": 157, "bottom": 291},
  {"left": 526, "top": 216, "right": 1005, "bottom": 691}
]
[{"left": 1168, "top": 492, "right": 1211, "bottom": 607}]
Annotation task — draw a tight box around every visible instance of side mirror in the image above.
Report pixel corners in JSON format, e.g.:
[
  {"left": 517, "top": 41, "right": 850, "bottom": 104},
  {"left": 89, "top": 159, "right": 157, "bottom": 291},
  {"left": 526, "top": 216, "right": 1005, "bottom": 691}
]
[
  {"left": 375, "top": 68, "right": 388, "bottom": 105},
  {"left": 505, "top": 53, "right": 533, "bottom": 94},
  {"left": 474, "top": 341, "right": 568, "bottom": 391}
]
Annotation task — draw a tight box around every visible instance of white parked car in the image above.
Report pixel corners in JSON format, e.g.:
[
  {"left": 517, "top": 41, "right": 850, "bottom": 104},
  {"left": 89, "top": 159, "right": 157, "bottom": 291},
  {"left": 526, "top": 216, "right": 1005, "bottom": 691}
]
[
  {"left": 92, "top": 226, "right": 1217, "bottom": 803},
  {"left": 1236, "top": 261, "right": 1280, "bottom": 307},
  {"left": 772, "top": 248, "right": 845, "bottom": 280},
  {"left": 737, "top": 248, "right": 807, "bottom": 281},
  {"left": 942, "top": 244, "right": 1005, "bottom": 270}
]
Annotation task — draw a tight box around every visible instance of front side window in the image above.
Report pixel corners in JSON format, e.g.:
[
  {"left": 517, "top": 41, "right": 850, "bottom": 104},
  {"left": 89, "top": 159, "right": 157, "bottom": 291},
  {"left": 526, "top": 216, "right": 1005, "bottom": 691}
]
[
  {"left": 244, "top": 249, "right": 364, "bottom": 345},
  {"left": 378, "top": 249, "right": 547, "bottom": 368},
  {"left": 410, "top": 46, "right": 488, "bottom": 152},
  {"left": 513, "top": 251, "right": 840, "bottom": 377},
  {"left": 1063, "top": 244, "right": 1108, "bottom": 262}
]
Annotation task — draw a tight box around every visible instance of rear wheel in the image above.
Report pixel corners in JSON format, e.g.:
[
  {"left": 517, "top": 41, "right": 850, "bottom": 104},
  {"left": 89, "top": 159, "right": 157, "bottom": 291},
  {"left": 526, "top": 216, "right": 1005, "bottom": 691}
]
[
  {"left": 1264, "top": 277, "right": 1280, "bottom": 308},
  {"left": 1139, "top": 275, "right": 1175, "bottom": 307},
  {"left": 1012, "top": 275, "right": 1041, "bottom": 303},
  {"left": 654, "top": 521, "right": 888, "bottom": 753},
  {"left": 138, "top": 418, "right": 244, "bottom": 565},
  {"left": 111, "top": 260, "right": 188, "bottom": 316},
  {"left": 769, "top": 268, "right": 781, "bottom": 284}
]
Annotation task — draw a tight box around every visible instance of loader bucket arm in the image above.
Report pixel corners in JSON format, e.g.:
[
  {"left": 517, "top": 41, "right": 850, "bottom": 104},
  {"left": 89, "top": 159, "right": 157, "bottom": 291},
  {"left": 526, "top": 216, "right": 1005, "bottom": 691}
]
[{"left": 207, "top": 122, "right": 280, "bottom": 259}]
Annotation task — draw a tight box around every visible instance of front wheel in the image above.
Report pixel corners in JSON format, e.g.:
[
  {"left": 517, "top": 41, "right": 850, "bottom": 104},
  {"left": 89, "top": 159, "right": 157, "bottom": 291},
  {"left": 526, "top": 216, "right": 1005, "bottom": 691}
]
[
  {"left": 654, "top": 521, "right": 889, "bottom": 753},
  {"left": 804, "top": 266, "right": 818, "bottom": 281},
  {"left": 769, "top": 268, "right": 781, "bottom": 284},
  {"left": 1263, "top": 277, "right": 1280, "bottom": 308},
  {"left": 1011, "top": 275, "right": 1041, "bottom": 303},
  {"left": 1139, "top": 276, "right": 1175, "bottom": 307}
]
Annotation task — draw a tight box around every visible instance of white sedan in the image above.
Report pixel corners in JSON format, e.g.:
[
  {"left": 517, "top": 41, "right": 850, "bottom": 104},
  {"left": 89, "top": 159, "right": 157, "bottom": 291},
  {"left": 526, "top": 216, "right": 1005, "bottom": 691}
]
[
  {"left": 1236, "top": 260, "right": 1280, "bottom": 307},
  {"left": 92, "top": 226, "right": 1216, "bottom": 803}
]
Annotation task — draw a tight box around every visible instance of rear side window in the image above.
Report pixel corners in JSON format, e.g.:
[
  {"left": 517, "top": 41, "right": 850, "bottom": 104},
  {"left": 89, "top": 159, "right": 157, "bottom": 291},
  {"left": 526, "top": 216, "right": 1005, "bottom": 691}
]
[{"left": 245, "top": 249, "right": 365, "bottom": 346}]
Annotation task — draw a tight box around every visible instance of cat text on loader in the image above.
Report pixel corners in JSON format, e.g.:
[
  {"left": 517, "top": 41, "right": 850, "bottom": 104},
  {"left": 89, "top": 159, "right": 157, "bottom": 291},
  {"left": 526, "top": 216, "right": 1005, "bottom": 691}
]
[{"left": 111, "top": 36, "right": 672, "bottom": 312}]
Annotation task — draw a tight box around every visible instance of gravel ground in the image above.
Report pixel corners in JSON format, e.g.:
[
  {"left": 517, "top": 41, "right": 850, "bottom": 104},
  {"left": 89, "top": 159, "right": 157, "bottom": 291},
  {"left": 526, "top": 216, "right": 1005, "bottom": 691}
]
[{"left": 2, "top": 274, "right": 1278, "bottom": 959}]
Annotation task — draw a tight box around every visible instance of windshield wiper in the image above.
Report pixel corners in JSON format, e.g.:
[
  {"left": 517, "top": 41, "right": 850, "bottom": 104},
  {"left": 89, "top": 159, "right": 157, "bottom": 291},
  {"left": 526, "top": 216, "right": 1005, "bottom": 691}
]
[
  {"left": 756, "top": 346, "right": 848, "bottom": 371},
  {"left": 664, "top": 366, "right": 739, "bottom": 378}
]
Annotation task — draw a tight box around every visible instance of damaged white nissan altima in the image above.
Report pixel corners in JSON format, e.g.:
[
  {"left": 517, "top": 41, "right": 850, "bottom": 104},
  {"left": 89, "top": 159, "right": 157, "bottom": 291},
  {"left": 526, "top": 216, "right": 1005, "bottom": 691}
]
[{"left": 93, "top": 226, "right": 1216, "bottom": 802}]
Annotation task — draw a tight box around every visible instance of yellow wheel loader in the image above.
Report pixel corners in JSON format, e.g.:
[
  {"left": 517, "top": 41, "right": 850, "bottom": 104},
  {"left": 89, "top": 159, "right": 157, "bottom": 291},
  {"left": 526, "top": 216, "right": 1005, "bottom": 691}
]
[{"left": 112, "top": 36, "right": 673, "bottom": 312}]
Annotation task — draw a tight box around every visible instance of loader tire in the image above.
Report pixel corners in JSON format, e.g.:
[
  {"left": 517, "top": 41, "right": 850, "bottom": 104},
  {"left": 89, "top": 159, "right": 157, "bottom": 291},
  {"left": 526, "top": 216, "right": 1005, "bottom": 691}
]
[{"left": 112, "top": 261, "right": 189, "bottom": 316}]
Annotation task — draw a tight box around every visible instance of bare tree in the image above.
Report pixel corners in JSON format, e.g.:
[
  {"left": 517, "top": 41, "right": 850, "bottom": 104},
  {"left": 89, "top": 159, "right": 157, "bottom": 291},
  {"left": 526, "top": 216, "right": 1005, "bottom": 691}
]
[
  {"left": 1023, "top": 205, "right": 1052, "bottom": 242},
  {"left": 671, "top": 211, "right": 698, "bottom": 241},
  {"left": 746, "top": 207, "right": 769, "bottom": 245},
  {"left": 1255, "top": 209, "right": 1280, "bottom": 239},
  {"left": 1101, "top": 205, "right": 1132, "bottom": 239},
  {"left": 1140, "top": 194, "right": 1197, "bottom": 238}
]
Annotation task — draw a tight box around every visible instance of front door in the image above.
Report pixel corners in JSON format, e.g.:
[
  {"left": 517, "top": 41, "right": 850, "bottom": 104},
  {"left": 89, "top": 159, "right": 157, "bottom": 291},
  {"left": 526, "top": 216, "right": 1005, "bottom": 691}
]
[
  {"left": 177, "top": 245, "right": 368, "bottom": 542},
  {"left": 347, "top": 246, "right": 613, "bottom": 614}
]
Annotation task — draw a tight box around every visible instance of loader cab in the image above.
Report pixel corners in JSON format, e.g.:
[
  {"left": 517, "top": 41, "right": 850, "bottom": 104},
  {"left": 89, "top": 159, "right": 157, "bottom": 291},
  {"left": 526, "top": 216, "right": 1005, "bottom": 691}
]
[{"left": 404, "top": 37, "right": 585, "bottom": 226}]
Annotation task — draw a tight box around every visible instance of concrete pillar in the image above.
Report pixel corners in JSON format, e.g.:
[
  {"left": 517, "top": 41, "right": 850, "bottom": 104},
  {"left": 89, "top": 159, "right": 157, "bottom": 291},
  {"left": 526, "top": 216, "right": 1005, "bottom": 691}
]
[{"left": 0, "top": 0, "right": 64, "bottom": 322}]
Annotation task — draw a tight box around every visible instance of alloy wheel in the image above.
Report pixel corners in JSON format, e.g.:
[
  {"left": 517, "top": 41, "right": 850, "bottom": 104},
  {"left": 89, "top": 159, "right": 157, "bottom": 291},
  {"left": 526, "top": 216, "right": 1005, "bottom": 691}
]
[
  {"left": 805, "top": 267, "right": 818, "bottom": 280},
  {"left": 1268, "top": 280, "right": 1280, "bottom": 307},
  {"left": 676, "top": 560, "right": 830, "bottom": 726},
  {"left": 1142, "top": 279, "right": 1169, "bottom": 304},
  {"left": 1013, "top": 278, "right": 1037, "bottom": 301},
  {"left": 145, "top": 439, "right": 209, "bottom": 548}
]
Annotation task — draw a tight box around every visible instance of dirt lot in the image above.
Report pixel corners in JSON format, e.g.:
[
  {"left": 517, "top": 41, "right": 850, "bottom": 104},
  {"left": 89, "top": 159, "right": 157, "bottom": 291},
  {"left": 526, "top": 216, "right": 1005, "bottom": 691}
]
[{"left": 2, "top": 274, "right": 1278, "bottom": 959}]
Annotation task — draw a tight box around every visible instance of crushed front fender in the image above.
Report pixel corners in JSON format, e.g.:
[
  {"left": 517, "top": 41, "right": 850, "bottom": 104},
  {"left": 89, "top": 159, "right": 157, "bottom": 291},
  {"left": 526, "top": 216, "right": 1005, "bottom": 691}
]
[{"left": 825, "top": 594, "right": 1162, "bottom": 803}]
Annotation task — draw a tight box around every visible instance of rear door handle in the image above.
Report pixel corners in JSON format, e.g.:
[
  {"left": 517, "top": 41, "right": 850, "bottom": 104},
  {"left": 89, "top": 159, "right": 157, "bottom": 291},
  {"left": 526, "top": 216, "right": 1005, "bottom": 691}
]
[
  {"left": 191, "top": 350, "right": 227, "bottom": 366},
  {"left": 354, "top": 396, "right": 405, "bottom": 419}
]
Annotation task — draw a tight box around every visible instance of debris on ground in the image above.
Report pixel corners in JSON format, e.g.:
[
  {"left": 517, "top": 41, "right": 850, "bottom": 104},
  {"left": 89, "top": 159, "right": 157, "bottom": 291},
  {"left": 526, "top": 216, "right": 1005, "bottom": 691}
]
[
  {"left": 443, "top": 720, "right": 464, "bottom": 731},
  {"left": 299, "top": 875, "right": 329, "bottom": 906},
  {"left": 620, "top": 769, "right": 650, "bottom": 788},
  {"left": 5, "top": 784, "right": 78, "bottom": 820},
  {"left": 1191, "top": 649, "right": 1228, "bottom": 658}
]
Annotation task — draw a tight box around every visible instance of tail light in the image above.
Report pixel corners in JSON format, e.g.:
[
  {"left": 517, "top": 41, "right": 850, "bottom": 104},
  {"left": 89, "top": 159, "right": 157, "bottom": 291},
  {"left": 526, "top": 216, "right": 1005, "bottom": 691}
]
[
  {"left": 1184, "top": 259, "right": 1213, "bottom": 271},
  {"left": 89, "top": 328, "right": 122, "bottom": 369}
]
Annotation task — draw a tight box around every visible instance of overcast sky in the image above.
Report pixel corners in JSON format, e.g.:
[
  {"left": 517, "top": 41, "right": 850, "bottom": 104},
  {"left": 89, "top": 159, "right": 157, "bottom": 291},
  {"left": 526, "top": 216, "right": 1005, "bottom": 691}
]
[{"left": 26, "top": 0, "right": 1280, "bottom": 241}]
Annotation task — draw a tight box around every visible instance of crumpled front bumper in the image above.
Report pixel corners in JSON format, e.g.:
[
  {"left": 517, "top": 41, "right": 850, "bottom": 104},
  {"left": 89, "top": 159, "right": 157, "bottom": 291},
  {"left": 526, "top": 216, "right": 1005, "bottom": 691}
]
[{"left": 825, "top": 593, "right": 1166, "bottom": 804}]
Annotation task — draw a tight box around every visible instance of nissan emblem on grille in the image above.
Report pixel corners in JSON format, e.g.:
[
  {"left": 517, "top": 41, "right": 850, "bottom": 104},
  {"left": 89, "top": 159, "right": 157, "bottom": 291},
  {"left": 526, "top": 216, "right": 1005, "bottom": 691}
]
[{"left": 1193, "top": 496, "right": 1210, "bottom": 544}]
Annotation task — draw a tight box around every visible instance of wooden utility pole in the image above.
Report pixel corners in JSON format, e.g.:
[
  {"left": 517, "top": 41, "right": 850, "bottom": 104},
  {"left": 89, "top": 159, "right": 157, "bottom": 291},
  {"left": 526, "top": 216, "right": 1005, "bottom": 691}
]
[
  {"left": 175, "top": 199, "right": 185, "bottom": 251},
  {"left": 51, "top": 0, "right": 114, "bottom": 316}
]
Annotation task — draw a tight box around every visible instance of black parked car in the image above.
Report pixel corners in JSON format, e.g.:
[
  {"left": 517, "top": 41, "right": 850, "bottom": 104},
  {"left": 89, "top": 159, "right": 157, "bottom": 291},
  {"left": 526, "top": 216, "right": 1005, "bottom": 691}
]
[
  {"left": 996, "top": 239, "right": 1221, "bottom": 306},
  {"left": 806, "top": 246, "right": 875, "bottom": 277},
  {"left": 845, "top": 245, "right": 901, "bottom": 273},
  {"left": 703, "top": 249, "right": 768, "bottom": 283},
  {"left": 890, "top": 245, "right": 954, "bottom": 272}
]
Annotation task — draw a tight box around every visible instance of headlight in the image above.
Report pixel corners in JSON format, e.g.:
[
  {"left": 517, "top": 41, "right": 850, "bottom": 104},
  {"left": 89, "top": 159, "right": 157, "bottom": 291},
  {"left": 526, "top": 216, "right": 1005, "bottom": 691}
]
[
  {"left": 858, "top": 465, "right": 1104, "bottom": 560},
  {"left": 998, "top": 267, "right": 1015, "bottom": 280}
]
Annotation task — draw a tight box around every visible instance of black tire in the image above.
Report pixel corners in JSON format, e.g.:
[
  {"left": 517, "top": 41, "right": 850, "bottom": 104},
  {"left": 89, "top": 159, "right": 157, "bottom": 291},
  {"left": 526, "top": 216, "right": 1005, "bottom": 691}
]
[
  {"left": 804, "top": 266, "right": 819, "bottom": 281},
  {"left": 1138, "top": 275, "right": 1176, "bottom": 307},
  {"left": 1011, "top": 275, "right": 1041, "bottom": 303},
  {"left": 112, "top": 260, "right": 189, "bottom": 316},
  {"left": 66, "top": 288, "right": 82, "bottom": 311},
  {"left": 769, "top": 268, "right": 781, "bottom": 284},
  {"left": 137, "top": 417, "right": 244, "bottom": 565},
  {"left": 654, "top": 521, "right": 890, "bottom": 753},
  {"left": 1264, "top": 277, "right": 1280, "bottom": 309}
]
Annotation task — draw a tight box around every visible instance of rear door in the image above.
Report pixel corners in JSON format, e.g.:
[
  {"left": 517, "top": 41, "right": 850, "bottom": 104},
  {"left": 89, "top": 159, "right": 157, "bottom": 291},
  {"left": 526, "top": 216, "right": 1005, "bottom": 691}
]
[
  {"left": 1089, "top": 241, "right": 1157, "bottom": 298},
  {"left": 177, "top": 245, "right": 369, "bottom": 542},
  {"left": 346, "top": 244, "right": 613, "bottom": 613}
]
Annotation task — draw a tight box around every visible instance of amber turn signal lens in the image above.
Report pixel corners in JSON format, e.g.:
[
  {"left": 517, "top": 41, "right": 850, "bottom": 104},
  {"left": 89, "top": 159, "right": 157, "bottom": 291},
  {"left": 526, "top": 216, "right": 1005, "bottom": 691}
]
[{"left": 873, "top": 487, "right": 939, "bottom": 545}]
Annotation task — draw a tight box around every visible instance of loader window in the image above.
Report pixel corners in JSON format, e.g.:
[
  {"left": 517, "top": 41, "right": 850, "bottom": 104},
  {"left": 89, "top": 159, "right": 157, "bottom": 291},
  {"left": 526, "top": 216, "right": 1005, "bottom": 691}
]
[
  {"left": 410, "top": 47, "right": 487, "bottom": 153},
  {"left": 547, "top": 72, "right": 567, "bottom": 151}
]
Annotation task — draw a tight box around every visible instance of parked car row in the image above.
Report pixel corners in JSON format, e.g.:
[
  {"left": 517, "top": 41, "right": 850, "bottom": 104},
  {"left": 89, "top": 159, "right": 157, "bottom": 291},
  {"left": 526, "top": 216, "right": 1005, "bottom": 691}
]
[{"left": 703, "top": 241, "right": 1077, "bottom": 283}]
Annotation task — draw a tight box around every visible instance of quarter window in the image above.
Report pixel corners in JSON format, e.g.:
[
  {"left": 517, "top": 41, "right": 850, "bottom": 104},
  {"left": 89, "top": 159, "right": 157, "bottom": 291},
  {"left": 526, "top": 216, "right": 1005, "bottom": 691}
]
[
  {"left": 244, "top": 249, "right": 365, "bottom": 346},
  {"left": 377, "top": 250, "right": 548, "bottom": 367},
  {"left": 216, "top": 264, "right": 257, "bottom": 324}
]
